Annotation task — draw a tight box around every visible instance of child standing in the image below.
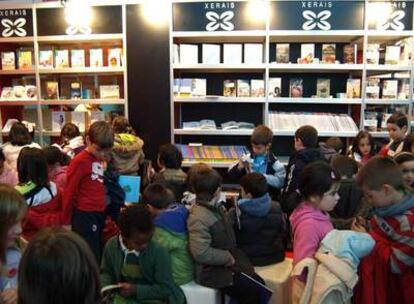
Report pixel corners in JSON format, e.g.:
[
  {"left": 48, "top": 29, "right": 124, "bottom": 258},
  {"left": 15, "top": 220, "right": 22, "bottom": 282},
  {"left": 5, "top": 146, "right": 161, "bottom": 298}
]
[
  {"left": 0, "top": 149, "right": 17, "bottom": 186},
  {"left": 60, "top": 123, "right": 86, "bottom": 159},
  {"left": 63, "top": 121, "right": 114, "bottom": 260},
  {"left": 350, "top": 130, "right": 375, "bottom": 166},
  {"left": 353, "top": 157, "right": 414, "bottom": 304},
  {"left": 42, "top": 146, "right": 70, "bottom": 190},
  {"left": 394, "top": 152, "right": 414, "bottom": 188},
  {"left": 380, "top": 112, "right": 407, "bottom": 157}
]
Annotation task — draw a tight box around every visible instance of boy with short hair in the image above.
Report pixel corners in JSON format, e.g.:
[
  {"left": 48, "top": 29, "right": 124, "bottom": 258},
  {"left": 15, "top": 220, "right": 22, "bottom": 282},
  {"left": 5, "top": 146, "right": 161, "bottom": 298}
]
[
  {"left": 143, "top": 183, "right": 194, "bottom": 286},
  {"left": 352, "top": 156, "right": 414, "bottom": 303},
  {"left": 101, "top": 204, "right": 185, "bottom": 304},
  {"left": 281, "top": 125, "right": 325, "bottom": 215},
  {"left": 380, "top": 111, "right": 407, "bottom": 157},
  {"left": 229, "top": 125, "right": 285, "bottom": 191},
  {"left": 63, "top": 121, "right": 114, "bottom": 260}
]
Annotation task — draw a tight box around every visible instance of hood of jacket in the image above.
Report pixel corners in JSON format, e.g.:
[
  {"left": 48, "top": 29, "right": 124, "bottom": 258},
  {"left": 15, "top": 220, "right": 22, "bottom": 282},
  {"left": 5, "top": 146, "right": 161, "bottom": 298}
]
[
  {"left": 16, "top": 181, "right": 58, "bottom": 207},
  {"left": 154, "top": 204, "right": 189, "bottom": 234},
  {"left": 372, "top": 192, "right": 414, "bottom": 218},
  {"left": 296, "top": 147, "right": 325, "bottom": 164},
  {"left": 238, "top": 193, "right": 272, "bottom": 217},
  {"left": 49, "top": 166, "right": 67, "bottom": 179},
  {"left": 68, "top": 136, "right": 85, "bottom": 149},
  {"left": 290, "top": 202, "right": 331, "bottom": 231},
  {"left": 318, "top": 142, "right": 337, "bottom": 160}
]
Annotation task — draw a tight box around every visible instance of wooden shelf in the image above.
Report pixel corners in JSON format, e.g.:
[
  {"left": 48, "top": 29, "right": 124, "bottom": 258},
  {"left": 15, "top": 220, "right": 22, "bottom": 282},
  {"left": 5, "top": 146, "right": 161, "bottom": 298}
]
[
  {"left": 0, "top": 69, "right": 35, "bottom": 75},
  {"left": 367, "top": 31, "right": 413, "bottom": 44},
  {"left": 174, "top": 129, "right": 253, "bottom": 136},
  {"left": 173, "top": 64, "right": 266, "bottom": 72},
  {"left": 268, "top": 97, "right": 362, "bottom": 104},
  {"left": 365, "top": 99, "right": 411, "bottom": 105},
  {"left": 366, "top": 64, "right": 411, "bottom": 72},
  {"left": 182, "top": 160, "right": 235, "bottom": 168},
  {"left": 268, "top": 63, "right": 363, "bottom": 73},
  {"left": 40, "top": 99, "right": 125, "bottom": 105},
  {"left": 39, "top": 67, "right": 124, "bottom": 74},
  {"left": 273, "top": 130, "right": 359, "bottom": 137},
  {"left": 269, "top": 30, "right": 364, "bottom": 43},
  {"left": 0, "top": 100, "right": 38, "bottom": 106},
  {"left": 173, "top": 31, "right": 266, "bottom": 43},
  {"left": 37, "top": 34, "right": 123, "bottom": 44},
  {"left": 174, "top": 97, "right": 266, "bottom": 103},
  {"left": 0, "top": 37, "right": 34, "bottom": 44}
]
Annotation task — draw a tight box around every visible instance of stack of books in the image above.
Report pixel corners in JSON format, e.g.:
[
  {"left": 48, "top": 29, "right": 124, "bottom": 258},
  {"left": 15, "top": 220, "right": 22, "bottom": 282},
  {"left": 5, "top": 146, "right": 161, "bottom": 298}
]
[{"left": 177, "top": 144, "right": 248, "bottom": 163}]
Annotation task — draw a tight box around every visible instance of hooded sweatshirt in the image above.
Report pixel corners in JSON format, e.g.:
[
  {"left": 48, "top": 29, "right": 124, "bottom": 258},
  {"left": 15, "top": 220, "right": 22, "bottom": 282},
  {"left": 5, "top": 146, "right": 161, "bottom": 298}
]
[
  {"left": 49, "top": 165, "right": 68, "bottom": 190},
  {"left": 112, "top": 133, "right": 144, "bottom": 175},
  {"left": 2, "top": 142, "right": 41, "bottom": 171},
  {"left": 62, "top": 136, "right": 85, "bottom": 159}
]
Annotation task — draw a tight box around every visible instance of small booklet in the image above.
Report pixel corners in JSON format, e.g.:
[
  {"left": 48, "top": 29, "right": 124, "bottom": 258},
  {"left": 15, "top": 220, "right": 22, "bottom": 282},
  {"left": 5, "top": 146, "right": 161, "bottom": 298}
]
[
  {"left": 239, "top": 272, "right": 273, "bottom": 303},
  {"left": 119, "top": 175, "right": 141, "bottom": 203}
]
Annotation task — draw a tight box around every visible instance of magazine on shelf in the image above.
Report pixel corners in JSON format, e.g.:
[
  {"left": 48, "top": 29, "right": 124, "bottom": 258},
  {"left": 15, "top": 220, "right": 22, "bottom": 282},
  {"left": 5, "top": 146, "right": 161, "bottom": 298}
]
[
  {"left": 71, "top": 49, "right": 85, "bottom": 68},
  {"left": 1, "top": 52, "right": 15, "bottom": 70},
  {"left": 382, "top": 80, "right": 398, "bottom": 99},
  {"left": 183, "top": 121, "right": 201, "bottom": 129},
  {"left": 223, "top": 44, "right": 242, "bottom": 64},
  {"left": 244, "top": 43, "right": 263, "bottom": 64},
  {"left": 322, "top": 44, "right": 336, "bottom": 64},
  {"left": 366, "top": 44, "right": 380, "bottom": 64},
  {"left": 250, "top": 80, "right": 265, "bottom": 97},
  {"left": 18, "top": 50, "right": 32, "bottom": 70},
  {"left": 13, "top": 86, "right": 26, "bottom": 99},
  {"left": 276, "top": 44, "right": 289, "bottom": 63},
  {"left": 316, "top": 79, "right": 330, "bottom": 98},
  {"left": 202, "top": 44, "right": 220, "bottom": 64},
  {"left": 289, "top": 79, "right": 303, "bottom": 98},
  {"left": 71, "top": 111, "right": 86, "bottom": 132},
  {"left": 200, "top": 120, "right": 216, "bottom": 129},
  {"left": 108, "top": 48, "right": 122, "bottom": 67},
  {"left": 300, "top": 44, "right": 314, "bottom": 64},
  {"left": 346, "top": 79, "right": 361, "bottom": 98},
  {"left": 99, "top": 85, "right": 120, "bottom": 99},
  {"left": 54, "top": 50, "right": 69, "bottom": 68},
  {"left": 45, "top": 81, "right": 59, "bottom": 99},
  {"left": 52, "top": 111, "right": 66, "bottom": 132},
  {"left": 221, "top": 121, "right": 255, "bottom": 130},
  {"left": 237, "top": 80, "right": 250, "bottom": 97},
  {"left": 343, "top": 44, "right": 357, "bottom": 64},
  {"left": 385, "top": 46, "right": 401, "bottom": 65},
  {"left": 191, "top": 79, "right": 207, "bottom": 97},
  {"left": 70, "top": 82, "right": 82, "bottom": 99},
  {"left": 268, "top": 78, "right": 282, "bottom": 97},
  {"left": 0, "top": 87, "right": 13, "bottom": 99},
  {"left": 39, "top": 50, "right": 53, "bottom": 68},
  {"left": 90, "top": 48, "right": 103, "bottom": 67},
  {"left": 366, "top": 78, "right": 380, "bottom": 99},
  {"left": 179, "top": 44, "right": 198, "bottom": 64},
  {"left": 223, "top": 80, "right": 237, "bottom": 97}
]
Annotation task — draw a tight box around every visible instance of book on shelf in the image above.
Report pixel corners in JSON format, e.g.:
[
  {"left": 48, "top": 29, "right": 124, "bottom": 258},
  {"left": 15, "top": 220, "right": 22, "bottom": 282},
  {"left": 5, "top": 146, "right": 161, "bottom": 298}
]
[
  {"left": 237, "top": 80, "right": 250, "bottom": 97},
  {"left": 179, "top": 44, "right": 198, "bottom": 64},
  {"left": 183, "top": 120, "right": 217, "bottom": 130},
  {"left": 108, "top": 48, "right": 122, "bottom": 67},
  {"left": 223, "top": 44, "right": 242, "bottom": 64},
  {"left": 17, "top": 50, "right": 32, "bottom": 70},
  {"left": 25, "top": 85, "right": 37, "bottom": 99},
  {"left": 244, "top": 43, "right": 263, "bottom": 64},
  {"left": 71, "top": 49, "right": 85, "bottom": 68},
  {"left": 289, "top": 79, "right": 303, "bottom": 98},
  {"left": 366, "top": 78, "right": 380, "bottom": 99},
  {"left": 202, "top": 44, "right": 220, "bottom": 64},
  {"left": 71, "top": 111, "right": 86, "bottom": 132},
  {"left": 178, "top": 78, "right": 192, "bottom": 97},
  {"left": 385, "top": 46, "right": 401, "bottom": 65},
  {"left": 343, "top": 44, "right": 357, "bottom": 64},
  {"left": 316, "top": 79, "right": 330, "bottom": 98},
  {"left": 70, "top": 82, "right": 82, "bottom": 99},
  {"left": 191, "top": 79, "right": 207, "bottom": 97},
  {"left": 13, "top": 86, "right": 26, "bottom": 99},
  {"left": 0, "top": 85, "right": 36, "bottom": 100},
  {"left": 276, "top": 44, "right": 289, "bottom": 63},
  {"left": 322, "top": 44, "right": 336, "bottom": 64},
  {"left": 52, "top": 111, "right": 67, "bottom": 132},
  {"left": 223, "top": 80, "right": 237, "bottom": 97},
  {"left": 90, "top": 111, "right": 106, "bottom": 124},
  {"left": 382, "top": 80, "right": 398, "bottom": 99},
  {"left": 221, "top": 121, "right": 255, "bottom": 130},
  {"left": 99, "top": 85, "right": 120, "bottom": 99},
  {"left": 178, "top": 144, "right": 249, "bottom": 162},
  {"left": 366, "top": 44, "right": 380, "bottom": 64},
  {"left": 173, "top": 44, "right": 179, "bottom": 64},
  {"left": 364, "top": 111, "right": 378, "bottom": 131},
  {"left": 173, "top": 78, "right": 180, "bottom": 96},
  {"left": 251, "top": 80, "right": 265, "bottom": 97},
  {"left": 39, "top": 50, "right": 53, "bottom": 68},
  {"left": 1, "top": 52, "right": 15, "bottom": 70},
  {"left": 346, "top": 79, "right": 361, "bottom": 99},
  {"left": 1, "top": 87, "right": 13, "bottom": 99},
  {"left": 45, "top": 81, "right": 59, "bottom": 99},
  {"left": 398, "top": 79, "right": 410, "bottom": 99},
  {"left": 300, "top": 44, "right": 314, "bottom": 64},
  {"left": 90, "top": 48, "right": 103, "bottom": 67},
  {"left": 54, "top": 50, "right": 69, "bottom": 68},
  {"left": 268, "top": 78, "right": 282, "bottom": 97}
]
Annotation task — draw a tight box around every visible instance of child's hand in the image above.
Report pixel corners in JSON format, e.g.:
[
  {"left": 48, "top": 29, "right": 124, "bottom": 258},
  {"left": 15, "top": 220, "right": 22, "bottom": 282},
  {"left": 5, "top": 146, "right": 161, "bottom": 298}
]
[
  {"left": 351, "top": 217, "right": 368, "bottom": 233},
  {"left": 119, "top": 282, "right": 136, "bottom": 298},
  {"left": 0, "top": 288, "right": 17, "bottom": 304},
  {"left": 225, "top": 254, "right": 236, "bottom": 267}
]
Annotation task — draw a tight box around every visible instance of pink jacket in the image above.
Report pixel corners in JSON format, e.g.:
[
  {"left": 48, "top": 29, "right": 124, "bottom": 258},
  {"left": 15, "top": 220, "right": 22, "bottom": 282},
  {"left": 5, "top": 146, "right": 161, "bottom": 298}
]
[
  {"left": 0, "top": 167, "right": 18, "bottom": 186},
  {"left": 49, "top": 166, "right": 68, "bottom": 190}
]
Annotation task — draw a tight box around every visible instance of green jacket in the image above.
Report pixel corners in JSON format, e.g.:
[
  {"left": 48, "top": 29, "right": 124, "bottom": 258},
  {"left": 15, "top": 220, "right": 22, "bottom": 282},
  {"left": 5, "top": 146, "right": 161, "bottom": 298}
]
[{"left": 101, "top": 237, "right": 185, "bottom": 304}]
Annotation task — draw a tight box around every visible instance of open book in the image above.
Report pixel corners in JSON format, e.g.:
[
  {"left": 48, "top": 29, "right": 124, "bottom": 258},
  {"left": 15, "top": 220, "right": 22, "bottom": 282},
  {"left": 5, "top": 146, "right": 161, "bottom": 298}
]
[{"left": 101, "top": 284, "right": 121, "bottom": 294}]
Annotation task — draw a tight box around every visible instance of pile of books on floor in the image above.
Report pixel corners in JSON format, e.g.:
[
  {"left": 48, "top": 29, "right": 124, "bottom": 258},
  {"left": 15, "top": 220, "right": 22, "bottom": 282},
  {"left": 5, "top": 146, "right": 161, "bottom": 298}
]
[
  {"left": 177, "top": 144, "right": 248, "bottom": 163},
  {"left": 268, "top": 112, "right": 359, "bottom": 133}
]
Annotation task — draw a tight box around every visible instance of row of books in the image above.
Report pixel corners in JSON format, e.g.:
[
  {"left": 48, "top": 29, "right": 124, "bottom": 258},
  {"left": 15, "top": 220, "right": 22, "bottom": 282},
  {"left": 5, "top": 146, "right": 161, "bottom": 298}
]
[
  {"left": 268, "top": 112, "right": 359, "bottom": 133},
  {"left": 182, "top": 120, "right": 255, "bottom": 130},
  {"left": 366, "top": 78, "right": 410, "bottom": 99},
  {"left": 364, "top": 111, "right": 393, "bottom": 131},
  {"left": 51, "top": 110, "right": 105, "bottom": 132},
  {"left": 177, "top": 144, "right": 248, "bottom": 162},
  {"left": 1, "top": 50, "right": 32, "bottom": 70},
  {"left": 44, "top": 82, "right": 120, "bottom": 100},
  {"left": 366, "top": 44, "right": 409, "bottom": 65},
  {"left": 1, "top": 85, "right": 36, "bottom": 100}
]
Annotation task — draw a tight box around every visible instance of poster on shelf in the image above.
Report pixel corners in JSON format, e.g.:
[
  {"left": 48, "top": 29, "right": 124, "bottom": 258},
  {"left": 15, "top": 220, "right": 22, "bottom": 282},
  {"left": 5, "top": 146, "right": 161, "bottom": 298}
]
[
  {"left": 368, "top": 1, "right": 413, "bottom": 31},
  {"left": 0, "top": 8, "right": 33, "bottom": 38}
]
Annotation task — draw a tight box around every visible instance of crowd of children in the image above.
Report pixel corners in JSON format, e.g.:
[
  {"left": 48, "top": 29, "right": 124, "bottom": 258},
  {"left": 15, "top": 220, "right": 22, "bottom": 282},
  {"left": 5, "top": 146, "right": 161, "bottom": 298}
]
[{"left": 0, "top": 111, "right": 412, "bottom": 303}]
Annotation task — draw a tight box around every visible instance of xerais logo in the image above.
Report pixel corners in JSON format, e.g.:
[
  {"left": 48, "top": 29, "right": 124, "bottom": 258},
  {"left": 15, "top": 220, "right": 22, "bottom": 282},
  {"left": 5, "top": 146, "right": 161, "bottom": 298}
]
[
  {"left": 1, "top": 18, "right": 27, "bottom": 37},
  {"left": 302, "top": 10, "right": 331, "bottom": 31},
  {"left": 205, "top": 11, "right": 234, "bottom": 31}
]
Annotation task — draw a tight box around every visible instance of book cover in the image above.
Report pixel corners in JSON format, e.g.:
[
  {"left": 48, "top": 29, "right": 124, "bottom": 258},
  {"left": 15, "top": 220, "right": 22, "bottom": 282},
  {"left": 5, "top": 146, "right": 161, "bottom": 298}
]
[
  {"left": 71, "top": 49, "right": 85, "bottom": 68},
  {"left": 276, "top": 44, "right": 289, "bottom": 63},
  {"left": 173, "top": 78, "right": 180, "bottom": 96},
  {"left": 70, "top": 82, "right": 82, "bottom": 99},
  {"left": 223, "top": 80, "right": 237, "bottom": 97},
  {"left": 71, "top": 111, "right": 86, "bottom": 132},
  {"left": 366, "top": 78, "right": 380, "bottom": 99},
  {"left": 343, "top": 44, "right": 356, "bottom": 64},
  {"left": 119, "top": 175, "right": 141, "bottom": 203},
  {"left": 1, "top": 52, "right": 15, "bottom": 70},
  {"left": 39, "top": 50, "right": 53, "bottom": 68},
  {"left": 18, "top": 50, "right": 32, "bottom": 70},
  {"left": 290, "top": 79, "right": 303, "bottom": 97},
  {"left": 237, "top": 79, "right": 250, "bottom": 97},
  {"left": 179, "top": 44, "right": 198, "bottom": 64},
  {"left": 223, "top": 44, "right": 242, "bottom": 64},
  {"left": 366, "top": 44, "right": 380, "bottom": 64},
  {"left": 89, "top": 48, "right": 103, "bottom": 67},
  {"left": 25, "top": 85, "right": 37, "bottom": 100},
  {"left": 244, "top": 43, "right": 263, "bottom": 64},
  {"left": 398, "top": 79, "right": 410, "bottom": 99},
  {"left": 54, "top": 50, "right": 69, "bottom": 68},
  {"left": 90, "top": 111, "right": 105, "bottom": 124},
  {"left": 322, "top": 44, "right": 336, "bottom": 64},
  {"left": 385, "top": 46, "right": 400, "bottom": 65},
  {"left": 382, "top": 80, "right": 398, "bottom": 99},
  {"left": 191, "top": 79, "right": 207, "bottom": 97},
  {"left": 316, "top": 79, "right": 330, "bottom": 98},
  {"left": 108, "top": 48, "right": 122, "bottom": 67},
  {"left": 52, "top": 111, "right": 66, "bottom": 132},
  {"left": 179, "top": 79, "right": 192, "bottom": 97},
  {"left": 1, "top": 87, "right": 13, "bottom": 99},
  {"left": 268, "top": 77, "right": 282, "bottom": 97},
  {"left": 13, "top": 86, "right": 26, "bottom": 99},
  {"left": 202, "top": 44, "right": 220, "bottom": 64},
  {"left": 251, "top": 80, "right": 265, "bottom": 97},
  {"left": 45, "top": 81, "right": 59, "bottom": 99},
  {"left": 346, "top": 79, "right": 361, "bottom": 98},
  {"left": 99, "top": 85, "right": 120, "bottom": 99},
  {"left": 300, "top": 44, "right": 314, "bottom": 64}
]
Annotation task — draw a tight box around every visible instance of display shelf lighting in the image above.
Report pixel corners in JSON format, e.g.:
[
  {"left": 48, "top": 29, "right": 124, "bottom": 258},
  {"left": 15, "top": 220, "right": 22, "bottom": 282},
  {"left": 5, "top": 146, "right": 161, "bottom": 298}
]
[
  {"left": 246, "top": 0, "right": 268, "bottom": 23},
  {"left": 367, "top": 2, "right": 393, "bottom": 30},
  {"left": 142, "top": 0, "right": 169, "bottom": 26},
  {"left": 64, "top": 0, "right": 93, "bottom": 35}
]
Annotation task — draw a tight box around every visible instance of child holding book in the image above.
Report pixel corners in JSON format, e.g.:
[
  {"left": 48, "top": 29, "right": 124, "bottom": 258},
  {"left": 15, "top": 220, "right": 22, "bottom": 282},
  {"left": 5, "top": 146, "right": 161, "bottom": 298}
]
[
  {"left": 350, "top": 131, "right": 375, "bottom": 166},
  {"left": 60, "top": 123, "right": 85, "bottom": 159},
  {"left": 380, "top": 112, "right": 407, "bottom": 157}
]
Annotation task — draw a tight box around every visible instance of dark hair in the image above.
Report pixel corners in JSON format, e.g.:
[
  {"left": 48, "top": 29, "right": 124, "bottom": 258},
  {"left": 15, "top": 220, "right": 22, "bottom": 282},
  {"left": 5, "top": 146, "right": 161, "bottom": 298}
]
[
  {"left": 240, "top": 173, "right": 268, "bottom": 198},
  {"left": 142, "top": 183, "right": 175, "bottom": 209},
  {"left": 17, "top": 147, "right": 49, "bottom": 187},
  {"left": 387, "top": 111, "right": 408, "bottom": 129},
  {"left": 326, "top": 137, "right": 343, "bottom": 153},
  {"left": 351, "top": 131, "right": 374, "bottom": 155},
  {"left": 158, "top": 144, "right": 183, "bottom": 169},
  {"left": 402, "top": 134, "right": 414, "bottom": 152},
  {"left": 192, "top": 166, "right": 222, "bottom": 201},
  {"left": 295, "top": 125, "right": 318, "bottom": 148},
  {"left": 186, "top": 163, "right": 211, "bottom": 193},
  {"left": 331, "top": 155, "right": 358, "bottom": 178},
  {"left": 87, "top": 121, "right": 114, "bottom": 149},
  {"left": 251, "top": 125, "right": 273, "bottom": 145},
  {"left": 394, "top": 152, "right": 414, "bottom": 165},
  {"left": 118, "top": 204, "right": 154, "bottom": 238},
  {"left": 0, "top": 148, "right": 4, "bottom": 162},
  {"left": 299, "top": 161, "right": 340, "bottom": 199},
  {"left": 356, "top": 156, "right": 404, "bottom": 191},
  {"left": 42, "top": 146, "right": 71, "bottom": 167},
  {"left": 60, "top": 123, "right": 80, "bottom": 141},
  {"left": 9, "top": 122, "right": 32, "bottom": 146},
  {"left": 112, "top": 116, "right": 136, "bottom": 135}
]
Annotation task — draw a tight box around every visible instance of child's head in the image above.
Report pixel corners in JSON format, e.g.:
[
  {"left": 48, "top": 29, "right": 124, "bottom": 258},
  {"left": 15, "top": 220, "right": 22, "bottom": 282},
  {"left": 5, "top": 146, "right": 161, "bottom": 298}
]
[
  {"left": 326, "top": 137, "right": 343, "bottom": 153},
  {"left": 394, "top": 152, "right": 414, "bottom": 188},
  {"left": 118, "top": 204, "right": 154, "bottom": 252},
  {"left": 352, "top": 130, "right": 373, "bottom": 157},
  {"left": 60, "top": 123, "right": 80, "bottom": 142},
  {"left": 186, "top": 163, "right": 211, "bottom": 193},
  {"left": 294, "top": 125, "right": 318, "bottom": 151},
  {"left": 240, "top": 173, "right": 268, "bottom": 199},
  {"left": 112, "top": 116, "right": 136, "bottom": 135},
  {"left": 157, "top": 144, "right": 183, "bottom": 170},
  {"left": 18, "top": 228, "right": 100, "bottom": 304},
  {"left": 299, "top": 161, "right": 340, "bottom": 212},
  {"left": 192, "top": 166, "right": 222, "bottom": 201},
  {"left": 42, "top": 146, "right": 71, "bottom": 169},
  {"left": 356, "top": 156, "right": 405, "bottom": 208},
  {"left": 86, "top": 121, "right": 114, "bottom": 160},
  {"left": 250, "top": 125, "right": 273, "bottom": 156},
  {"left": 387, "top": 112, "right": 408, "bottom": 141},
  {"left": 0, "top": 148, "right": 5, "bottom": 176},
  {"left": 9, "top": 122, "right": 32, "bottom": 146},
  {"left": 17, "top": 147, "right": 49, "bottom": 187},
  {"left": 143, "top": 183, "right": 175, "bottom": 216},
  {"left": 331, "top": 155, "right": 358, "bottom": 179},
  {"left": 402, "top": 134, "right": 414, "bottom": 154}
]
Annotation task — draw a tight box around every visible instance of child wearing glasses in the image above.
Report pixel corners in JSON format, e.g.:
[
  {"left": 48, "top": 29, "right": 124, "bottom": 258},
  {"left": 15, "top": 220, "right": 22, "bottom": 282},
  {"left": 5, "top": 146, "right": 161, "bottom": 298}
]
[{"left": 394, "top": 152, "right": 414, "bottom": 188}]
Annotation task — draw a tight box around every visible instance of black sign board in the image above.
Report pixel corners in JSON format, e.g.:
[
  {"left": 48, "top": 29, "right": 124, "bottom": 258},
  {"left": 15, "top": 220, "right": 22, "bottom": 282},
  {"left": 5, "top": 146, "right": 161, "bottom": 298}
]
[
  {"left": 36, "top": 6, "right": 122, "bottom": 36},
  {"left": 368, "top": 1, "right": 413, "bottom": 31},
  {"left": 173, "top": 1, "right": 266, "bottom": 32},
  {"left": 270, "top": 1, "right": 364, "bottom": 31},
  {"left": 0, "top": 8, "right": 33, "bottom": 38}
]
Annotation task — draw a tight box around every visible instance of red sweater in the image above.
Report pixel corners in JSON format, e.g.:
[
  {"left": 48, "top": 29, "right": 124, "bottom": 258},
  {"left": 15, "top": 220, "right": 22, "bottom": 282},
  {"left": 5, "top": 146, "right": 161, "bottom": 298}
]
[{"left": 62, "top": 150, "right": 106, "bottom": 224}]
